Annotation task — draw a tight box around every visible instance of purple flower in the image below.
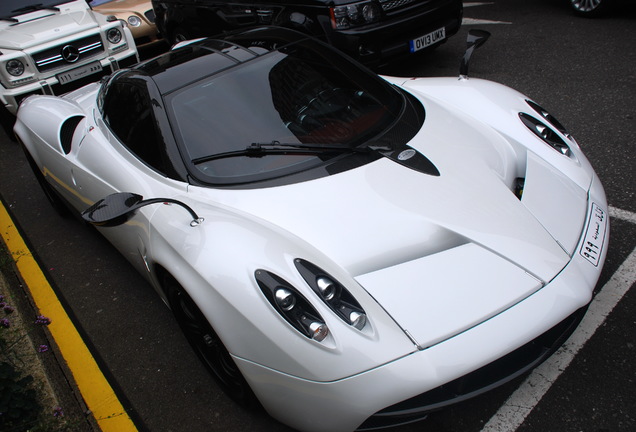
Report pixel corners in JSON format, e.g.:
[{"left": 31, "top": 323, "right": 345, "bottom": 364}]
[
  {"left": 52, "top": 406, "right": 64, "bottom": 418},
  {"left": 0, "top": 318, "right": 10, "bottom": 328},
  {"left": 3, "top": 305, "right": 14, "bottom": 314},
  {"left": 38, "top": 345, "right": 49, "bottom": 353},
  {"left": 35, "top": 315, "right": 51, "bottom": 326}
]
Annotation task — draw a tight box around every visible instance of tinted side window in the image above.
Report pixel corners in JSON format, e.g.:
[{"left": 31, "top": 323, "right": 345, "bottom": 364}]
[{"left": 103, "top": 80, "right": 167, "bottom": 174}]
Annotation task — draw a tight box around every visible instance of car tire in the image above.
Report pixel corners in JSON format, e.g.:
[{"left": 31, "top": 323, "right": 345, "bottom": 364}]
[
  {"left": 570, "top": 0, "right": 609, "bottom": 17},
  {"left": 22, "top": 146, "right": 71, "bottom": 217},
  {"left": 164, "top": 275, "right": 260, "bottom": 409}
]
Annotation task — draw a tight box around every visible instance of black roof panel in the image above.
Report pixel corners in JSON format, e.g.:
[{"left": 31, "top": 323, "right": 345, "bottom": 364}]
[{"left": 132, "top": 27, "right": 309, "bottom": 95}]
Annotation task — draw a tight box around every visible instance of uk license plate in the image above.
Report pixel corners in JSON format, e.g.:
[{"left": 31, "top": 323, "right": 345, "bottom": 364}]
[
  {"left": 409, "top": 27, "right": 446, "bottom": 53},
  {"left": 579, "top": 203, "right": 607, "bottom": 267},
  {"left": 57, "top": 62, "right": 103, "bottom": 85}
]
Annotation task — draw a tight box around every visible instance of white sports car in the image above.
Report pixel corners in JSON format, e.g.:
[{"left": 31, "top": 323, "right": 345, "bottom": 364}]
[{"left": 14, "top": 27, "right": 608, "bottom": 432}]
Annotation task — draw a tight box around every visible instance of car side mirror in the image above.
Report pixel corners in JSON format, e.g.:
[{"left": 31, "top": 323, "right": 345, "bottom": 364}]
[
  {"left": 82, "top": 192, "right": 204, "bottom": 227},
  {"left": 459, "top": 29, "right": 491, "bottom": 79}
]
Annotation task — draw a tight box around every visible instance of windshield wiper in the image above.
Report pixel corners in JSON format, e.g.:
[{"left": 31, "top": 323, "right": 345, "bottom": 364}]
[
  {"left": 11, "top": 4, "right": 60, "bottom": 14},
  {"left": 192, "top": 141, "right": 392, "bottom": 165}
]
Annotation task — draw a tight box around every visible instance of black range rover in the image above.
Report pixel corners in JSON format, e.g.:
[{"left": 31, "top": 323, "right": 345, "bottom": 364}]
[{"left": 151, "top": 0, "right": 463, "bottom": 66}]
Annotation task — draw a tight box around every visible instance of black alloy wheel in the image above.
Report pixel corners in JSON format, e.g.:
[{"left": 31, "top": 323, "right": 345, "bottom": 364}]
[
  {"left": 570, "top": 0, "right": 609, "bottom": 16},
  {"left": 164, "top": 275, "right": 259, "bottom": 408}
]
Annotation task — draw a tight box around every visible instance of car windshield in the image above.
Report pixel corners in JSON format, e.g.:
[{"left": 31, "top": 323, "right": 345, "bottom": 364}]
[
  {"left": 0, "top": 0, "right": 68, "bottom": 18},
  {"left": 166, "top": 40, "right": 404, "bottom": 185},
  {"left": 89, "top": 0, "right": 116, "bottom": 5}
]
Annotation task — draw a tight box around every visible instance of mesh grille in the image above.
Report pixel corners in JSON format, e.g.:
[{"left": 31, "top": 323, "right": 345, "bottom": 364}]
[{"left": 379, "top": 0, "right": 418, "bottom": 12}]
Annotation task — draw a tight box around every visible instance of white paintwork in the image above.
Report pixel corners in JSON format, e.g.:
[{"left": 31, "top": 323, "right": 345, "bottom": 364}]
[{"left": 13, "top": 70, "right": 608, "bottom": 432}]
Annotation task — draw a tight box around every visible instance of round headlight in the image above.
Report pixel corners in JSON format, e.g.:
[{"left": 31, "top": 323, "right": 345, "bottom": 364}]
[
  {"left": 127, "top": 15, "right": 142, "bottom": 27},
  {"left": 361, "top": 4, "right": 379, "bottom": 22},
  {"left": 275, "top": 288, "right": 296, "bottom": 311},
  {"left": 316, "top": 276, "right": 337, "bottom": 301},
  {"left": 349, "top": 311, "right": 367, "bottom": 330},
  {"left": 6, "top": 59, "right": 25, "bottom": 77},
  {"left": 107, "top": 28, "right": 123, "bottom": 44},
  {"left": 309, "top": 322, "right": 329, "bottom": 341}
]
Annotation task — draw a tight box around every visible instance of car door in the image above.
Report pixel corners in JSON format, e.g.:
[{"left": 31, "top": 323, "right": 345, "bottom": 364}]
[{"left": 67, "top": 77, "right": 188, "bottom": 278}]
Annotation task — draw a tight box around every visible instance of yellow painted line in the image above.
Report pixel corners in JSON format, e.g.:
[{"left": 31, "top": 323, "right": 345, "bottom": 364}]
[{"left": 0, "top": 200, "right": 137, "bottom": 432}]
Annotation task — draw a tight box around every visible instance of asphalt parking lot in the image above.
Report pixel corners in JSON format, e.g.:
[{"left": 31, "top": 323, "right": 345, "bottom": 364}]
[{"left": 0, "top": 1, "right": 634, "bottom": 431}]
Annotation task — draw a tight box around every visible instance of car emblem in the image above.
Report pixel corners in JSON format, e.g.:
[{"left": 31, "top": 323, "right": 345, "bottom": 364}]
[
  {"left": 61, "top": 45, "right": 81, "bottom": 63},
  {"left": 397, "top": 149, "right": 416, "bottom": 160}
]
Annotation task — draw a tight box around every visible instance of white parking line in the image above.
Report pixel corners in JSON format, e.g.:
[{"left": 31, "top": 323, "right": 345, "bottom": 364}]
[
  {"left": 463, "top": 2, "right": 512, "bottom": 25},
  {"left": 464, "top": 2, "right": 495, "bottom": 7},
  {"left": 482, "top": 207, "right": 636, "bottom": 432},
  {"left": 610, "top": 205, "right": 636, "bottom": 224},
  {"left": 462, "top": 18, "right": 512, "bottom": 25}
]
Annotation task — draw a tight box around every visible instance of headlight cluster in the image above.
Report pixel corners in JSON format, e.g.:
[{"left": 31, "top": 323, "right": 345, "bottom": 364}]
[
  {"left": 256, "top": 260, "right": 368, "bottom": 342},
  {"left": 526, "top": 100, "right": 571, "bottom": 138},
  {"left": 330, "top": 1, "right": 381, "bottom": 30},
  {"left": 295, "top": 259, "right": 367, "bottom": 330},
  {"left": 256, "top": 270, "right": 330, "bottom": 341},
  {"left": 519, "top": 100, "right": 572, "bottom": 157}
]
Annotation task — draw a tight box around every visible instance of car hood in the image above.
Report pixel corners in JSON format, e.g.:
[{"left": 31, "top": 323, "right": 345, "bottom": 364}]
[
  {"left": 0, "top": 9, "right": 98, "bottom": 50},
  {"left": 196, "top": 89, "right": 588, "bottom": 349},
  {"left": 93, "top": 0, "right": 152, "bottom": 15}
]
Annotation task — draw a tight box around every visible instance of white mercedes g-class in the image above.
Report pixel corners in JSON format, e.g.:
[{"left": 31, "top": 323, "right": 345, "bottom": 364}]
[{"left": 0, "top": 0, "right": 138, "bottom": 118}]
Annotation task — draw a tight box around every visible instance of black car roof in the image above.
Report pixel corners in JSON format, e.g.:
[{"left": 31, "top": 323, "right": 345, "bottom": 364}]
[{"left": 133, "top": 27, "right": 309, "bottom": 95}]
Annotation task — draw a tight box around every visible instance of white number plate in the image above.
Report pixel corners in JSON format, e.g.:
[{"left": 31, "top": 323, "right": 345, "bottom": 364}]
[
  {"left": 409, "top": 27, "right": 446, "bottom": 53},
  {"left": 57, "top": 62, "right": 103, "bottom": 85},
  {"left": 579, "top": 203, "right": 607, "bottom": 267}
]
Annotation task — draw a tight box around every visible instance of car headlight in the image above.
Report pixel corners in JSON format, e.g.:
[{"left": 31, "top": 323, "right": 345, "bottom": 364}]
[
  {"left": 519, "top": 112, "right": 571, "bottom": 157},
  {"left": 107, "top": 28, "right": 123, "bottom": 44},
  {"left": 256, "top": 270, "right": 329, "bottom": 341},
  {"left": 330, "top": 1, "right": 380, "bottom": 30},
  {"left": 6, "top": 59, "right": 25, "bottom": 77},
  {"left": 127, "top": 15, "right": 142, "bottom": 27},
  {"left": 525, "top": 100, "right": 572, "bottom": 139},
  {"left": 295, "top": 259, "right": 367, "bottom": 330}
]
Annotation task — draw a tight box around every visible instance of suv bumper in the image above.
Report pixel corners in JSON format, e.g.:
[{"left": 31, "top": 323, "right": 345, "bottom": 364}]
[{"left": 325, "top": 0, "right": 463, "bottom": 66}]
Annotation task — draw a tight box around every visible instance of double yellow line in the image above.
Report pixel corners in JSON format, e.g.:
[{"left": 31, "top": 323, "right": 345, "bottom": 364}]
[{"left": 0, "top": 200, "right": 137, "bottom": 432}]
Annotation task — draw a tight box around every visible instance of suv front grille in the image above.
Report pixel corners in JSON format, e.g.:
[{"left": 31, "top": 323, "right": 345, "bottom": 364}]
[
  {"left": 33, "top": 34, "right": 104, "bottom": 72},
  {"left": 379, "top": 0, "right": 418, "bottom": 12}
]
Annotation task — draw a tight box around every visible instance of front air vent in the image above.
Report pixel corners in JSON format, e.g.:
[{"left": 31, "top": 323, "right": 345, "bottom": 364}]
[
  {"left": 60, "top": 116, "right": 84, "bottom": 154},
  {"left": 514, "top": 177, "right": 525, "bottom": 200}
]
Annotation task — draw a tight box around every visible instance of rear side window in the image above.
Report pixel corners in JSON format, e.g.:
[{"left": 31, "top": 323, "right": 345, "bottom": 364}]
[{"left": 102, "top": 79, "right": 168, "bottom": 174}]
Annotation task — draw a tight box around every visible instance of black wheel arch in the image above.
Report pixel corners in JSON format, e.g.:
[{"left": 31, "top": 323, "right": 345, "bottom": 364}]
[{"left": 155, "top": 265, "right": 261, "bottom": 409}]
